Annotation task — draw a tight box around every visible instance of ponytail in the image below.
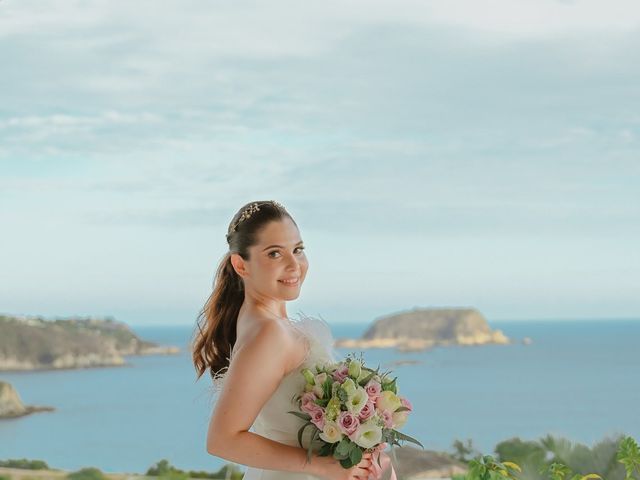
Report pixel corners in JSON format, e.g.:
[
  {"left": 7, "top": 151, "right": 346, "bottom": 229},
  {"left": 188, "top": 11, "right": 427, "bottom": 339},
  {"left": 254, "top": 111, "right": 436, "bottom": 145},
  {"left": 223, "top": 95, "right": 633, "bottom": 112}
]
[{"left": 192, "top": 252, "right": 244, "bottom": 381}]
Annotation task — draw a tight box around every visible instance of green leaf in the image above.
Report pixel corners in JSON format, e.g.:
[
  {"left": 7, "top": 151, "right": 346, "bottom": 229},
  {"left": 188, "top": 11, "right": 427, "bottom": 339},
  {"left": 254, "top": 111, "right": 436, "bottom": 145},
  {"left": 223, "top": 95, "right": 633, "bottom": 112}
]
[
  {"left": 297, "top": 422, "right": 313, "bottom": 449},
  {"left": 349, "top": 445, "right": 363, "bottom": 465},
  {"left": 358, "top": 368, "right": 377, "bottom": 386},
  {"left": 307, "top": 427, "right": 320, "bottom": 463},
  {"left": 288, "top": 410, "right": 311, "bottom": 421},
  {"left": 383, "top": 376, "right": 397, "bottom": 394},
  {"left": 340, "top": 458, "right": 354, "bottom": 469},
  {"left": 394, "top": 430, "right": 424, "bottom": 449},
  {"left": 318, "top": 443, "right": 332, "bottom": 457},
  {"left": 323, "top": 377, "right": 333, "bottom": 398},
  {"left": 334, "top": 450, "right": 349, "bottom": 461},
  {"left": 336, "top": 439, "right": 352, "bottom": 456}
]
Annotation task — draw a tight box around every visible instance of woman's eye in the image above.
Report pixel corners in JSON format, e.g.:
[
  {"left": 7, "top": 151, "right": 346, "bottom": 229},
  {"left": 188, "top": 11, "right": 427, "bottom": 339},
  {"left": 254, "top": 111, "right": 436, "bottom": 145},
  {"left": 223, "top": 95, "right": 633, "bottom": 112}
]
[{"left": 268, "top": 247, "right": 305, "bottom": 258}]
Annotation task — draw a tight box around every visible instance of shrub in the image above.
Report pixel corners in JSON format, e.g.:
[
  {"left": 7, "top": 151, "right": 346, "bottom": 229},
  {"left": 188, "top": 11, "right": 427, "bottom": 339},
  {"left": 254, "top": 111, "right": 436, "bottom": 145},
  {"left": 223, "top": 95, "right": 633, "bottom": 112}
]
[
  {"left": 145, "top": 459, "right": 188, "bottom": 479},
  {"left": 66, "top": 467, "right": 107, "bottom": 480},
  {"left": 146, "top": 459, "right": 243, "bottom": 480},
  {"left": 453, "top": 434, "right": 640, "bottom": 480},
  {"left": 0, "top": 459, "right": 49, "bottom": 470}
]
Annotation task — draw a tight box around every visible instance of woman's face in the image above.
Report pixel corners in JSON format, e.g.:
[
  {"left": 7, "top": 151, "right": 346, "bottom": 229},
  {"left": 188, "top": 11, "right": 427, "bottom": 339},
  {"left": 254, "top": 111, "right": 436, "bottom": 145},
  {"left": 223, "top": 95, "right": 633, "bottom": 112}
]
[{"left": 238, "top": 217, "right": 308, "bottom": 301}]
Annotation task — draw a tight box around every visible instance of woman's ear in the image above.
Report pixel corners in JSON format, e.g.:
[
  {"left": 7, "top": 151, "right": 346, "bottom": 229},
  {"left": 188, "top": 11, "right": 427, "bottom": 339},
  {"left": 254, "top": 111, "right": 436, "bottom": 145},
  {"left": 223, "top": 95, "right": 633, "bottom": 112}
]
[{"left": 230, "top": 253, "right": 248, "bottom": 279}]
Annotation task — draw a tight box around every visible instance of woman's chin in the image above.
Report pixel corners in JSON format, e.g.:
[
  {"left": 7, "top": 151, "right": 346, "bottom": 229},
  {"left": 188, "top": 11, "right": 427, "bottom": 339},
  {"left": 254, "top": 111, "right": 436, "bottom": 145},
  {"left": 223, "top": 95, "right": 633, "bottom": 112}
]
[
  {"left": 277, "top": 284, "right": 302, "bottom": 299},
  {"left": 284, "top": 289, "right": 301, "bottom": 300}
]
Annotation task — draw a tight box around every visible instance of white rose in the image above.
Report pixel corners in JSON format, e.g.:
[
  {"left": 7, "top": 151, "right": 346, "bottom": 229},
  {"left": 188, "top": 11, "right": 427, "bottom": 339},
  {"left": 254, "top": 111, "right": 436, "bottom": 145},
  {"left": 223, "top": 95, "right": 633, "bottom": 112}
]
[
  {"left": 319, "top": 421, "right": 343, "bottom": 443},
  {"left": 392, "top": 410, "right": 409, "bottom": 428},
  {"left": 376, "top": 391, "right": 401, "bottom": 412}
]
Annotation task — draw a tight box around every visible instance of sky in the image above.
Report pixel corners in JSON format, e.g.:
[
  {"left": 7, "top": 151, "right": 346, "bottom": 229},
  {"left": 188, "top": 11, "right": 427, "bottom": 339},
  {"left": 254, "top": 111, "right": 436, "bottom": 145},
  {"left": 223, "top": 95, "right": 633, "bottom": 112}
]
[{"left": 1, "top": 0, "right": 639, "bottom": 326}]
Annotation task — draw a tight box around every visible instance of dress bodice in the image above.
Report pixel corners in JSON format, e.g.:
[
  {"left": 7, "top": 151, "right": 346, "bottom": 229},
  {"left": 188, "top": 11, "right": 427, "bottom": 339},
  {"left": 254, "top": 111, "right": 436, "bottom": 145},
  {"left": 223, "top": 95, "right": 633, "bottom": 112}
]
[{"left": 211, "top": 312, "right": 338, "bottom": 480}]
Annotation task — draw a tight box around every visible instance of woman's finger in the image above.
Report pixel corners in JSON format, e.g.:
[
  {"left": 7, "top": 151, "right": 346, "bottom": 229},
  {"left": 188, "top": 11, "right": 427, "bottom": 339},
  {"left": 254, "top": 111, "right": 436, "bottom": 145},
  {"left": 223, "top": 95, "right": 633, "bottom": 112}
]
[
  {"left": 372, "top": 451, "right": 383, "bottom": 477},
  {"left": 352, "top": 465, "right": 372, "bottom": 479},
  {"left": 367, "top": 464, "right": 381, "bottom": 479},
  {"left": 358, "top": 450, "right": 378, "bottom": 479}
]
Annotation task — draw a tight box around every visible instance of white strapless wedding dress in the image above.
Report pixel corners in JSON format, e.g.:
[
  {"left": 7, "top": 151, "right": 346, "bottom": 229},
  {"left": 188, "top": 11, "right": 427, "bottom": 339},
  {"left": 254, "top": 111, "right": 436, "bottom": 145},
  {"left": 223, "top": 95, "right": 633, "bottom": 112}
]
[{"left": 212, "top": 312, "right": 338, "bottom": 480}]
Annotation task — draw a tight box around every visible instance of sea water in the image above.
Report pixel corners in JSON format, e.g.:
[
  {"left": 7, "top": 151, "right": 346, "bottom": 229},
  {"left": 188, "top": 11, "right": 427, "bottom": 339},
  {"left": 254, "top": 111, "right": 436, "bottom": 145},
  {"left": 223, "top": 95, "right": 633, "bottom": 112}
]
[{"left": 0, "top": 319, "right": 638, "bottom": 474}]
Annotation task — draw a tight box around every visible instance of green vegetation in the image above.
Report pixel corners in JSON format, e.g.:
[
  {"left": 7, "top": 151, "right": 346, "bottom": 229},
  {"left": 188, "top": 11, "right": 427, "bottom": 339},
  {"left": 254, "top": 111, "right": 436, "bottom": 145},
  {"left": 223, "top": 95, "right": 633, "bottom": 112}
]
[
  {"left": 145, "top": 459, "right": 243, "bottom": 480},
  {"left": 0, "top": 458, "right": 242, "bottom": 480},
  {"left": 450, "top": 434, "right": 640, "bottom": 480},
  {"left": 67, "top": 467, "right": 107, "bottom": 480},
  {"left": 145, "top": 460, "right": 189, "bottom": 480},
  {"left": 0, "top": 459, "right": 50, "bottom": 470},
  {"left": 1, "top": 434, "right": 638, "bottom": 480}
]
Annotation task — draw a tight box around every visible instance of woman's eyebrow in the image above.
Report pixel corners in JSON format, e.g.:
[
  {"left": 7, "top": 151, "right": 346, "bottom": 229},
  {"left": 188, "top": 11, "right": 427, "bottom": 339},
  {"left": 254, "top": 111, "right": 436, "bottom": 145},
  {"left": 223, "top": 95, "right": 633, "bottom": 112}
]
[{"left": 262, "top": 241, "right": 304, "bottom": 251}]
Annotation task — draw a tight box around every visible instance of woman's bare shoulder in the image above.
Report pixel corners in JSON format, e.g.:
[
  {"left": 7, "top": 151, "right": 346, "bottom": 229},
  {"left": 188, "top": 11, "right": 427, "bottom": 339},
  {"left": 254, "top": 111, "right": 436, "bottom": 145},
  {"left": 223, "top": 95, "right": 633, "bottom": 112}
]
[{"left": 233, "top": 315, "right": 295, "bottom": 363}]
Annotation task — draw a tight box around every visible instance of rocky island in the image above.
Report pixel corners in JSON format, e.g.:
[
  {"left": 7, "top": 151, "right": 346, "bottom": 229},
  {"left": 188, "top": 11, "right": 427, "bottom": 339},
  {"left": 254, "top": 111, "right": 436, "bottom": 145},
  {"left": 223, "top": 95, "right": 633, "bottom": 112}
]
[
  {"left": 335, "top": 307, "right": 510, "bottom": 352},
  {"left": 0, "top": 314, "right": 180, "bottom": 372},
  {"left": 0, "top": 381, "right": 54, "bottom": 419}
]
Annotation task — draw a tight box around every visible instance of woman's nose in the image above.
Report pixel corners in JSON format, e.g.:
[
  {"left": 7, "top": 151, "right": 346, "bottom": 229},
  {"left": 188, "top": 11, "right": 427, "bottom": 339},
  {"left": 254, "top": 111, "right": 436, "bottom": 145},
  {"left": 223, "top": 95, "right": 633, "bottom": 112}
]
[{"left": 284, "top": 253, "right": 301, "bottom": 270}]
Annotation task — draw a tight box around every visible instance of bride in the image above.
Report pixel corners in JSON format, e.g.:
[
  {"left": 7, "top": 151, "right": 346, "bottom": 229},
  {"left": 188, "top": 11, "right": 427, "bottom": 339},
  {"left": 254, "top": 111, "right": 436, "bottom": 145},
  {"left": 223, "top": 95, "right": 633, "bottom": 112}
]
[{"left": 191, "top": 200, "right": 396, "bottom": 480}]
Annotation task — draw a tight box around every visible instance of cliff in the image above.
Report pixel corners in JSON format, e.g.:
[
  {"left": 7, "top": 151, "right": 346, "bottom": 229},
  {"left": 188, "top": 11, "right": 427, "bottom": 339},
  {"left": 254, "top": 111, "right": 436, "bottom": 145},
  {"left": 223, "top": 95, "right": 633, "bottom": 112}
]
[
  {"left": 0, "top": 314, "right": 180, "bottom": 372},
  {"left": 335, "top": 307, "right": 510, "bottom": 352},
  {"left": 0, "top": 381, "right": 54, "bottom": 419}
]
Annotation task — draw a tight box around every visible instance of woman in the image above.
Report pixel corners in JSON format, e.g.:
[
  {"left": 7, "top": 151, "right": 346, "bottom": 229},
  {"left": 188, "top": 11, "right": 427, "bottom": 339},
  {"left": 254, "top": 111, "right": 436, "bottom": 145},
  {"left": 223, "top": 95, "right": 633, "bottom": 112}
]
[{"left": 192, "top": 200, "right": 396, "bottom": 480}]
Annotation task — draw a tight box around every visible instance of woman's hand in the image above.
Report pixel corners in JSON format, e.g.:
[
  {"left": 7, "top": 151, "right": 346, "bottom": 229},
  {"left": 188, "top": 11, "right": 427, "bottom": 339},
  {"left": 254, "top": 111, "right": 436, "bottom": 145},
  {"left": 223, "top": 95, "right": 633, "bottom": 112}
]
[
  {"left": 314, "top": 451, "right": 378, "bottom": 480},
  {"left": 366, "top": 443, "right": 397, "bottom": 480}
]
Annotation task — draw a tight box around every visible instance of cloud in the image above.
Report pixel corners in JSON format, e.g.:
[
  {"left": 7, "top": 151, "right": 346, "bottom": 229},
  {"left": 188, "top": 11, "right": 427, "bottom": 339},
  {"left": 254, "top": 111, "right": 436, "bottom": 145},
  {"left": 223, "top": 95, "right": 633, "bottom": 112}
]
[
  {"left": 3, "top": 0, "right": 640, "bottom": 42},
  {"left": 1, "top": 0, "right": 638, "bottom": 235},
  {"left": 1, "top": 1, "right": 639, "bottom": 320},
  {"left": 0, "top": 111, "right": 162, "bottom": 129}
]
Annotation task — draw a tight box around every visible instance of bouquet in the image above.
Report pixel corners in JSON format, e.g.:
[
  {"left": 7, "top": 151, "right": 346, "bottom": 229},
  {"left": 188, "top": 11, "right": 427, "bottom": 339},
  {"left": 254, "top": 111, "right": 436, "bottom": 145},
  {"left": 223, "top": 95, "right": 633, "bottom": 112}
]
[{"left": 288, "top": 353, "right": 423, "bottom": 469}]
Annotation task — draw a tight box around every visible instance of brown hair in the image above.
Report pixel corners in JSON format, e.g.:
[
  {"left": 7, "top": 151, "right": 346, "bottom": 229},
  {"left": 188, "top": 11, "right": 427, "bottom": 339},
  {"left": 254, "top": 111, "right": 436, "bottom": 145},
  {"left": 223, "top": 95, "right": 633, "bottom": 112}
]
[{"left": 191, "top": 200, "right": 297, "bottom": 383}]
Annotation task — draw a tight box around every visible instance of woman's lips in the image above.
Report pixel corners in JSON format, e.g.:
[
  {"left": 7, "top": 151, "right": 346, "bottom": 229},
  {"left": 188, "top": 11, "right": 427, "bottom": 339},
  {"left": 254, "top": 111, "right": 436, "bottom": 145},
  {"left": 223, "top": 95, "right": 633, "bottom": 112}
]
[{"left": 278, "top": 278, "right": 299, "bottom": 286}]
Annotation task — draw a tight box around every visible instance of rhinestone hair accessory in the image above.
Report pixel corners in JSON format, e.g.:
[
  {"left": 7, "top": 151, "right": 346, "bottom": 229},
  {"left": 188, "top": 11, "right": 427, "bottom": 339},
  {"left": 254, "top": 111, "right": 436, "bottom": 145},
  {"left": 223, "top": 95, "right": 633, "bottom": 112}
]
[{"left": 227, "top": 200, "right": 286, "bottom": 235}]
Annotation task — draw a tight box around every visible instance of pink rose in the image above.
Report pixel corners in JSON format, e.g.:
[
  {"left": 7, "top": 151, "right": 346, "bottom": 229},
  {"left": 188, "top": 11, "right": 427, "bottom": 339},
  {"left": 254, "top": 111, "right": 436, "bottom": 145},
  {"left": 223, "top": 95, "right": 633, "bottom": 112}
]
[
  {"left": 301, "top": 392, "right": 318, "bottom": 414},
  {"left": 338, "top": 411, "right": 360, "bottom": 439},
  {"left": 400, "top": 397, "right": 413, "bottom": 412},
  {"left": 310, "top": 407, "right": 326, "bottom": 430},
  {"left": 380, "top": 409, "right": 394, "bottom": 429},
  {"left": 364, "top": 379, "right": 382, "bottom": 400},
  {"left": 332, "top": 364, "right": 349, "bottom": 382},
  {"left": 358, "top": 400, "right": 375, "bottom": 421}
]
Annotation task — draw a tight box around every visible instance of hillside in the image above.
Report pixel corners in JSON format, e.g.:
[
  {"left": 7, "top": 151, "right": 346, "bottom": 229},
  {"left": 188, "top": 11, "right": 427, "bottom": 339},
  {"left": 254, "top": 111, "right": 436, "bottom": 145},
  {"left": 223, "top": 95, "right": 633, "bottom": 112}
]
[
  {"left": 335, "top": 307, "right": 511, "bottom": 352},
  {"left": 0, "top": 314, "right": 180, "bottom": 372}
]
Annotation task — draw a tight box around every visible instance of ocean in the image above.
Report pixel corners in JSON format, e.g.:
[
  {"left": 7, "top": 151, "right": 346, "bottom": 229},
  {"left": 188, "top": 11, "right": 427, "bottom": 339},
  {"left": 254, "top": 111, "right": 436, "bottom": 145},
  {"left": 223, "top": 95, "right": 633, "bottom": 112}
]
[{"left": 1, "top": 318, "right": 638, "bottom": 474}]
